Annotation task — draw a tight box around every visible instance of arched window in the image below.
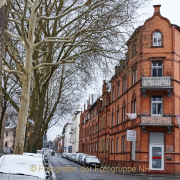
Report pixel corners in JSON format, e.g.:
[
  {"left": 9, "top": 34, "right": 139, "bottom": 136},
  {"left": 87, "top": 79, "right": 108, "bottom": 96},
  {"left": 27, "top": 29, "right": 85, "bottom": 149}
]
[
  {"left": 122, "top": 100, "right": 126, "bottom": 122},
  {"left": 131, "top": 93, "right": 136, "bottom": 113},
  {"left": 117, "top": 104, "right": 119, "bottom": 124},
  {"left": 153, "top": 32, "right": 162, "bottom": 46},
  {"left": 111, "top": 109, "right": 114, "bottom": 127}
]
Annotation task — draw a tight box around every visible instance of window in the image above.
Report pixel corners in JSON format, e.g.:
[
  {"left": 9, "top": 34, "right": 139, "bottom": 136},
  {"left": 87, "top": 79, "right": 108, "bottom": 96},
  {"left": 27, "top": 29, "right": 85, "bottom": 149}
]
[
  {"left": 117, "top": 110, "right": 119, "bottom": 124},
  {"left": 122, "top": 77, "right": 127, "bottom": 93},
  {"left": 107, "top": 113, "right": 110, "bottom": 127},
  {"left": 151, "top": 96, "right": 162, "bottom": 116},
  {"left": 93, "top": 109, "right": 96, "bottom": 117},
  {"left": 111, "top": 139, "right": 113, "bottom": 153},
  {"left": 132, "top": 38, "right": 137, "bottom": 56},
  {"left": 122, "top": 101, "right": 126, "bottom": 122},
  {"left": 71, "top": 126, "right": 73, "bottom": 131},
  {"left": 96, "top": 124, "right": 98, "bottom": 132},
  {"left": 96, "top": 142, "right": 97, "bottom": 151},
  {"left": 112, "top": 86, "right": 115, "bottom": 101},
  {"left": 117, "top": 82, "right": 120, "bottom": 97},
  {"left": 102, "top": 116, "right": 105, "bottom": 129},
  {"left": 112, "top": 113, "right": 114, "bottom": 127},
  {"left": 121, "top": 135, "right": 126, "bottom": 152},
  {"left": 116, "top": 137, "right": 119, "bottom": 153},
  {"left": 153, "top": 32, "right": 162, "bottom": 46},
  {"left": 93, "top": 143, "right": 94, "bottom": 152},
  {"left": 132, "top": 67, "right": 137, "bottom": 85},
  {"left": 99, "top": 140, "right": 101, "bottom": 152},
  {"left": 106, "top": 138, "right": 108, "bottom": 151},
  {"left": 6, "top": 131, "right": 8, "bottom": 137},
  {"left": 152, "top": 61, "right": 163, "bottom": 77},
  {"left": 93, "top": 126, "right": 95, "bottom": 134},
  {"left": 132, "top": 93, "right": 136, "bottom": 113},
  {"left": 102, "top": 139, "right": 104, "bottom": 152},
  {"left": 5, "top": 141, "right": 7, "bottom": 147}
]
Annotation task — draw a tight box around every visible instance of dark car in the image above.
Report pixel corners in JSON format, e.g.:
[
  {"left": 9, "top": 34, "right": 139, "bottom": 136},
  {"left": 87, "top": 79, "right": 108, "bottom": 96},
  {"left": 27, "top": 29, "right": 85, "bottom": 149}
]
[
  {"left": 78, "top": 154, "right": 88, "bottom": 165},
  {"left": 83, "top": 156, "right": 101, "bottom": 168}
]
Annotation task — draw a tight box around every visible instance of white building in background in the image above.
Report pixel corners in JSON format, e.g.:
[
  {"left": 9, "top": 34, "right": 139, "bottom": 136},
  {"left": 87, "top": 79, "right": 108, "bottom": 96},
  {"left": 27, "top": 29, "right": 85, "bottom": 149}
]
[
  {"left": 72, "top": 111, "right": 81, "bottom": 153},
  {"left": 64, "top": 119, "right": 73, "bottom": 153}
]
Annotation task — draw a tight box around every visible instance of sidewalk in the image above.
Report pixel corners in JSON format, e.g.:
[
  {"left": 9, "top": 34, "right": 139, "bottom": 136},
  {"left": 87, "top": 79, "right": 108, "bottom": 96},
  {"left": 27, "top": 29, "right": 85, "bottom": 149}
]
[{"left": 100, "top": 165, "right": 180, "bottom": 178}]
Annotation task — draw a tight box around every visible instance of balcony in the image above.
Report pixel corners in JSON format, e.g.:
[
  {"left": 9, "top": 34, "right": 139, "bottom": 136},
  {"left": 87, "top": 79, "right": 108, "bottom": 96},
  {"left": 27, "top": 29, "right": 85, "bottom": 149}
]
[
  {"left": 140, "top": 116, "right": 173, "bottom": 134},
  {"left": 140, "top": 77, "right": 173, "bottom": 97},
  {"left": 68, "top": 139, "right": 72, "bottom": 143}
]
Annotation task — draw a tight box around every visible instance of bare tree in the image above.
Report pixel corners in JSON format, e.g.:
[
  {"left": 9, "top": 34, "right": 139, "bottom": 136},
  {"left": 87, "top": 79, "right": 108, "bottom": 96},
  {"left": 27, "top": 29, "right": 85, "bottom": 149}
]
[
  {"left": 3, "top": 0, "right": 149, "bottom": 154},
  {"left": 0, "top": 1, "right": 8, "bottom": 151}
]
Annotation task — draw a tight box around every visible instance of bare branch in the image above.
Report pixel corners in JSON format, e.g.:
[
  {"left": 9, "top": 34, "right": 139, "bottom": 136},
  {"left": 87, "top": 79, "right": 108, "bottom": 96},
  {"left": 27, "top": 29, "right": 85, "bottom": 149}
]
[
  {"left": 20, "top": 0, "right": 29, "bottom": 46},
  {"left": 27, "top": 0, "right": 33, "bottom": 7},
  {"left": 2, "top": 66, "right": 23, "bottom": 76},
  {"left": 34, "top": 38, "right": 73, "bottom": 49},
  {"left": 38, "top": 2, "right": 86, "bottom": 21},
  {"left": 34, "top": 0, "right": 43, "bottom": 12},
  {"left": 8, "top": 18, "right": 21, "bottom": 25},
  {"left": 32, "top": 59, "right": 75, "bottom": 70}
]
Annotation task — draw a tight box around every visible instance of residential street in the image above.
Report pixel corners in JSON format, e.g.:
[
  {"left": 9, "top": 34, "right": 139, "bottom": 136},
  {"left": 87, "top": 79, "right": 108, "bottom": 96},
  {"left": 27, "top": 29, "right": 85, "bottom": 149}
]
[{"left": 49, "top": 156, "right": 179, "bottom": 180}]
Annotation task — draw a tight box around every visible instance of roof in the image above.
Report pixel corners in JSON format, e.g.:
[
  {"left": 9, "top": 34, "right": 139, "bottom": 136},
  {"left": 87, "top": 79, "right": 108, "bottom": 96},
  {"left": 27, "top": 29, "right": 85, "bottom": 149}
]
[{"left": 0, "top": 155, "right": 46, "bottom": 179}]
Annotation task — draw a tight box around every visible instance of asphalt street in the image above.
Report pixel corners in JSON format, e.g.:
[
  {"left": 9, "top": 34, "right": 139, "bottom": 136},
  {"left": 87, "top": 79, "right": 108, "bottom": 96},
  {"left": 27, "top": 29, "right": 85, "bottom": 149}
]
[{"left": 49, "top": 156, "right": 179, "bottom": 180}]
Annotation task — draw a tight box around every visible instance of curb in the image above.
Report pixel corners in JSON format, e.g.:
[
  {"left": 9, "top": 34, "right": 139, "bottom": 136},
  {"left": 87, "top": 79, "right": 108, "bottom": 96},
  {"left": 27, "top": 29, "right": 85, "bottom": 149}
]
[{"left": 48, "top": 161, "right": 57, "bottom": 180}]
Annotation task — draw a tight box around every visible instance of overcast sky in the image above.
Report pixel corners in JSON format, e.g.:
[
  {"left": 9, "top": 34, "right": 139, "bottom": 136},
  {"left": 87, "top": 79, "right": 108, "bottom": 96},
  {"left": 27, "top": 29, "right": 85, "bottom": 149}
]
[{"left": 47, "top": 0, "right": 180, "bottom": 142}]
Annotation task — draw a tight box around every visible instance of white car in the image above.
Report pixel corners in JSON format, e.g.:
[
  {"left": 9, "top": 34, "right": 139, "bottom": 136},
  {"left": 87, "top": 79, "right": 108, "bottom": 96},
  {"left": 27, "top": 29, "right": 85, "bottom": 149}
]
[
  {"left": 23, "top": 152, "right": 43, "bottom": 159},
  {"left": 0, "top": 154, "right": 49, "bottom": 180}
]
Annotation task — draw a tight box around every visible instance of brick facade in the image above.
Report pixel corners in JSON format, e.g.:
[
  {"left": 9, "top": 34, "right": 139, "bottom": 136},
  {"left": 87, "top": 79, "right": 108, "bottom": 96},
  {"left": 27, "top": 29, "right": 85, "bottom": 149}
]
[{"left": 79, "top": 5, "right": 180, "bottom": 174}]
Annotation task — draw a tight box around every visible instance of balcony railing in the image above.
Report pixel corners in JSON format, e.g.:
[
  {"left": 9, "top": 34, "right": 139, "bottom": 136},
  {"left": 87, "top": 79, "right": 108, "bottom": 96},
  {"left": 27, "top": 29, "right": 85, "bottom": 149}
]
[
  {"left": 141, "top": 116, "right": 172, "bottom": 125},
  {"left": 140, "top": 77, "right": 173, "bottom": 97},
  {"left": 140, "top": 116, "right": 173, "bottom": 134},
  {"left": 142, "top": 77, "right": 171, "bottom": 87},
  {"left": 68, "top": 139, "right": 72, "bottom": 143}
]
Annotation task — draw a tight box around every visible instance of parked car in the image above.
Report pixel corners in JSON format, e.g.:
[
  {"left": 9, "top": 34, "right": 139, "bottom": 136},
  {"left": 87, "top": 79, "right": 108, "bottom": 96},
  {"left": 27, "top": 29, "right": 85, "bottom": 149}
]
[
  {"left": 83, "top": 155, "right": 101, "bottom": 168},
  {"left": 0, "top": 154, "right": 49, "bottom": 180},
  {"left": 23, "top": 152, "right": 43, "bottom": 159},
  {"left": 79, "top": 154, "right": 88, "bottom": 165},
  {"left": 68, "top": 153, "right": 72, "bottom": 161},
  {"left": 66, "top": 153, "right": 71, "bottom": 160},
  {"left": 75, "top": 153, "right": 83, "bottom": 163},
  {"left": 62, "top": 152, "right": 67, "bottom": 158},
  {"left": 70, "top": 153, "right": 76, "bottom": 162}
]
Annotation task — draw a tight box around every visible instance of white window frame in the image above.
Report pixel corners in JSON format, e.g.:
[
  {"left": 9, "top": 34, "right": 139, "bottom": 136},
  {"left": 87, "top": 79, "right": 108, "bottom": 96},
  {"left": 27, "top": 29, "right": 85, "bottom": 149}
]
[
  {"left": 153, "top": 32, "right": 162, "bottom": 46},
  {"left": 152, "top": 61, "right": 163, "bottom": 77},
  {"left": 151, "top": 96, "right": 162, "bottom": 117}
]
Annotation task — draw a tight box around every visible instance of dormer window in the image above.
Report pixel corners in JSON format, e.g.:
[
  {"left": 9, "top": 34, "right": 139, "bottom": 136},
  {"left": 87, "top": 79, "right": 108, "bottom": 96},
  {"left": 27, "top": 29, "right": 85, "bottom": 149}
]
[
  {"left": 132, "top": 38, "right": 137, "bottom": 56},
  {"left": 153, "top": 32, "right": 162, "bottom": 46}
]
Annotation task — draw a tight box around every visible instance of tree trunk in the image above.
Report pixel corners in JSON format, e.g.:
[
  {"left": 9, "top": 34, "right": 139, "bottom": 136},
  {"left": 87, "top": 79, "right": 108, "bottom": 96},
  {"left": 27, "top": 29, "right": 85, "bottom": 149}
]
[
  {"left": 27, "top": 85, "right": 47, "bottom": 152},
  {"left": 13, "top": 48, "right": 32, "bottom": 154},
  {"left": 0, "top": 3, "right": 8, "bottom": 152}
]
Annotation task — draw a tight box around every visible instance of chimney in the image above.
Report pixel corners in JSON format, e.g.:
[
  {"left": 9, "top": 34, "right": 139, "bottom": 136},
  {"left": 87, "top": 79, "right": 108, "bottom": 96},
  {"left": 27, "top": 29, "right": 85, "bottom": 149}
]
[{"left": 153, "top": 5, "right": 161, "bottom": 14}]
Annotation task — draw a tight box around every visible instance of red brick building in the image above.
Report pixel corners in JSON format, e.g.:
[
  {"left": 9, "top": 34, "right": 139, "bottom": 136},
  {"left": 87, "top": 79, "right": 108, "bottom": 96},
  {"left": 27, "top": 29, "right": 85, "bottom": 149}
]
[
  {"left": 79, "top": 82, "right": 111, "bottom": 164},
  {"left": 79, "top": 5, "right": 180, "bottom": 174}
]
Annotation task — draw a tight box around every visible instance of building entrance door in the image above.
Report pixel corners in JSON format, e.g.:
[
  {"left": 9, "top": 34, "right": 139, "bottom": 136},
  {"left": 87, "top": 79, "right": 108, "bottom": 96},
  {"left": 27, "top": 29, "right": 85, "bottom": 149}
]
[
  {"left": 149, "top": 145, "right": 164, "bottom": 170},
  {"left": 149, "top": 132, "right": 164, "bottom": 170}
]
